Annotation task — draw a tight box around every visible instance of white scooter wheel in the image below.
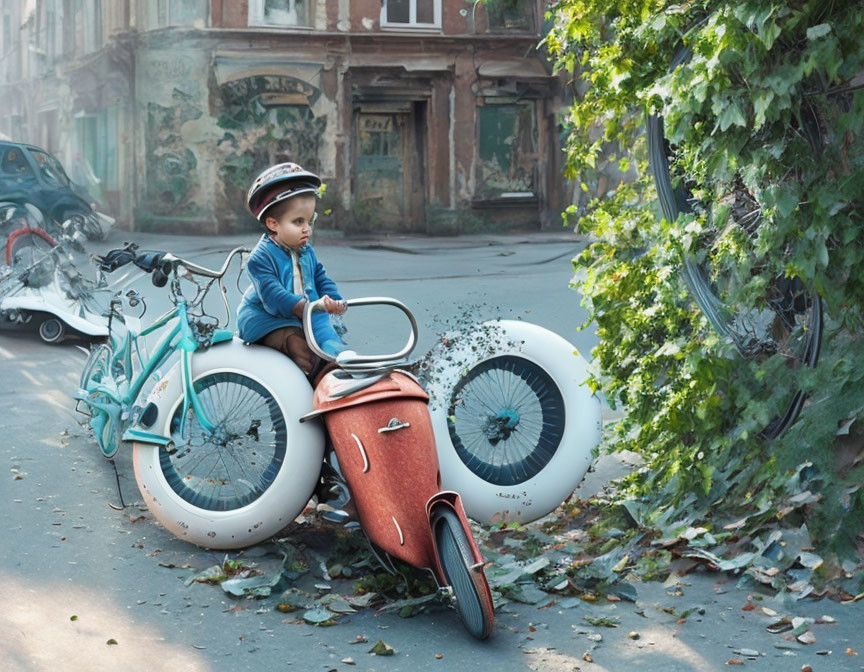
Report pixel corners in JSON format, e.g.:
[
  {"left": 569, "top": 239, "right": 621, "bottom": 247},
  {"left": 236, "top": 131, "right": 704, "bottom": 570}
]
[
  {"left": 427, "top": 320, "right": 601, "bottom": 524},
  {"left": 133, "top": 339, "right": 325, "bottom": 549}
]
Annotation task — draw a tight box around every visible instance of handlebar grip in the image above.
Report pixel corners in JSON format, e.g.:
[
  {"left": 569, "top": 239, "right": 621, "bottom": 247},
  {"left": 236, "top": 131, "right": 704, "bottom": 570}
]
[{"left": 151, "top": 267, "right": 169, "bottom": 287}]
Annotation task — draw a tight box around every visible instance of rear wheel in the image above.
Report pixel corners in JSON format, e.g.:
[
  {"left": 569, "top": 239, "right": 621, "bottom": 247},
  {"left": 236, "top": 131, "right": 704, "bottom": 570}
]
[
  {"left": 132, "top": 340, "right": 325, "bottom": 548},
  {"left": 38, "top": 317, "right": 65, "bottom": 344},
  {"left": 434, "top": 508, "right": 494, "bottom": 640},
  {"left": 161, "top": 372, "right": 288, "bottom": 513}
]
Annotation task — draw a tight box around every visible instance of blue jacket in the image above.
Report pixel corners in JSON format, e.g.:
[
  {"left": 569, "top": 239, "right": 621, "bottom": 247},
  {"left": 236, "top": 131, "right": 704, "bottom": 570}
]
[{"left": 237, "top": 235, "right": 345, "bottom": 354}]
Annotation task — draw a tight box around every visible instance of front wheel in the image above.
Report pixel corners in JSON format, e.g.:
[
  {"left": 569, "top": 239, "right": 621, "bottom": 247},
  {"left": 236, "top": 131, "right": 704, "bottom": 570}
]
[
  {"left": 434, "top": 508, "right": 494, "bottom": 640},
  {"left": 133, "top": 339, "right": 325, "bottom": 548}
]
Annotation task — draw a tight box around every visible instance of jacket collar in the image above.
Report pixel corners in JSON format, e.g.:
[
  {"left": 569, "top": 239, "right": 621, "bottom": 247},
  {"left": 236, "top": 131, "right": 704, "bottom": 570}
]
[{"left": 263, "top": 233, "right": 308, "bottom": 256}]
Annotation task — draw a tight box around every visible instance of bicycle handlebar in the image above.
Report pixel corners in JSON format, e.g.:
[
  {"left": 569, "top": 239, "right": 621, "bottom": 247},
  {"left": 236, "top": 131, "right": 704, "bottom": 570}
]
[
  {"left": 302, "top": 296, "right": 418, "bottom": 366},
  {"left": 160, "top": 246, "right": 250, "bottom": 280}
]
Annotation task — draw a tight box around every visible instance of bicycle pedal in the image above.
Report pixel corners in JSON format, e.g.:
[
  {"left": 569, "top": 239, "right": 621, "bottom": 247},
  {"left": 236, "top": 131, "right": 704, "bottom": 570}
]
[{"left": 74, "top": 398, "right": 93, "bottom": 418}]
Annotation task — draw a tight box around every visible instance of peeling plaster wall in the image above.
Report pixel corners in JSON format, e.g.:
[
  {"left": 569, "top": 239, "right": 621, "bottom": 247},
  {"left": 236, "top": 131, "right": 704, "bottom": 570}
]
[{"left": 136, "top": 47, "right": 215, "bottom": 225}]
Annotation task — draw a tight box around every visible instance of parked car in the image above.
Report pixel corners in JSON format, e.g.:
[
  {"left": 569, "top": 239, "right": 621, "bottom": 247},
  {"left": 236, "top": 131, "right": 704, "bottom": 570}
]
[{"left": 0, "top": 141, "right": 109, "bottom": 240}]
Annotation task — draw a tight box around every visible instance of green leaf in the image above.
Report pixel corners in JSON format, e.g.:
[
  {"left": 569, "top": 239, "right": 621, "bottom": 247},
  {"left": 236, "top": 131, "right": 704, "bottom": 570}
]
[
  {"left": 717, "top": 100, "right": 746, "bottom": 132},
  {"left": 816, "top": 240, "right": 829, "bottom": 268},
  {"left": 753, "top": 90, "right": 775, "bottom": 127},
  {"left": 806, "top": 23, "right": 832, "bottom": 40}
]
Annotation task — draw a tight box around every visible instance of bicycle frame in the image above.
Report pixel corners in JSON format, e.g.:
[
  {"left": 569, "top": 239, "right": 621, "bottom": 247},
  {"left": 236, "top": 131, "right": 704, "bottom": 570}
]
[{"left": 82, "top": 299, "right": 229, "bottom": 449}]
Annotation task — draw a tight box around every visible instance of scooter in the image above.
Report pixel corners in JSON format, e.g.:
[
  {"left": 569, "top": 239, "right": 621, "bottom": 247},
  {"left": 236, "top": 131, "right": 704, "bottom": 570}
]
[
  {"left": 299, "top": 297, "right": 495, "bottom": 639},
  {"left": 0, "top": 202, "right": 108, "bottom": 343}
]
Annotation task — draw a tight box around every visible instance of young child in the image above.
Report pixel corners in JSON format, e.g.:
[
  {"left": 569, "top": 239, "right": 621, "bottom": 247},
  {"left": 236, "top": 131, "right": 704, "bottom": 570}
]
[{"left": 237, "top": 162, "right": 347, "bottom": 375}]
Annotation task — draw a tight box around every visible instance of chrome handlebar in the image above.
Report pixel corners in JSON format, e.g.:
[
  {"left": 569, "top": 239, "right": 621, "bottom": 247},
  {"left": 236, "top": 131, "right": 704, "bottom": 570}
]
[
  {"left": 302, "top": 296, "right": 418, "bottom": 367},
  {"left": 161, "top": 246, "right": 250, "bottom": 279}
]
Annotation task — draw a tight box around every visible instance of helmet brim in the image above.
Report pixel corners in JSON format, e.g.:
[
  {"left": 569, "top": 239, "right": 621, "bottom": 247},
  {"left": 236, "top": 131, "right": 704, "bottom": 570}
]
[{"left": 255, "top": 185, "right": 320, "bottom": 220}]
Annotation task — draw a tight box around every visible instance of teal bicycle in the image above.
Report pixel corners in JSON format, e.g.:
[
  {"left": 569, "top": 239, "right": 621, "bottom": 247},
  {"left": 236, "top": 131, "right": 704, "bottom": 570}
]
[{"left": 75, "top": 243, "right": 325, "bottom": 547}]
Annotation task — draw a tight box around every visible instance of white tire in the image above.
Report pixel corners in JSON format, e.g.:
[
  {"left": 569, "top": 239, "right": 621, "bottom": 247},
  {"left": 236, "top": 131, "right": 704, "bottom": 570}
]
[
  {"left": 132, "top": 338, "right": 324, "bottom": 549},
  {"left": 426, "top": 320, "right": 601, "bottom": 524}
]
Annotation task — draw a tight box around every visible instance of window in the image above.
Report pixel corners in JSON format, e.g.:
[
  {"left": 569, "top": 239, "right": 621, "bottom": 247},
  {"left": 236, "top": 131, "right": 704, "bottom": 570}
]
[
  {"left": 248, "top": 0, "right": 311, "bottom": 27},
  {"left": 151, "top": 0, "right": 208, "bottom": 28},
  {"left": 485, "top": 0, "right": 534, "bottom": 33},
  {"left": 381, "top": 0, "right": 441, "bottom": 30},
  {"left": 29, "top": 148, "right": 71, "bottom": 187},
  {"left": 1, "top": 148, "right": 33, "bottom": 176},
  {"left": 82, "top": 0, "right": 102, "bottom": 53},
  {"left": 475, "top": 99, "right": 538, "bottom": 200}
]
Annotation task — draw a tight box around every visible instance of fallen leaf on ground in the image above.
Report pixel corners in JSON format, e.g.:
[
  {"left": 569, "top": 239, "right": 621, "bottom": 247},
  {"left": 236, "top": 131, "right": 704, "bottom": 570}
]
[
  {"left": 725, "top": 659, "right": 743, "bottom": 666},
  {"left": 583, "top": 615, "right": 620, "bottom": 628},
  {"left": 369, "top": 640, "right": 395, "bottom": 656}
]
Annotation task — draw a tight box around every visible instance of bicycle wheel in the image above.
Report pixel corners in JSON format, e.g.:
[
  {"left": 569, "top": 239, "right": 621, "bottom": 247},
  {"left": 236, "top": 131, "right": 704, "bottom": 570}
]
[
  {"left": 133, "top": 339, "right": 324, "bottom": 548},
  {"left": 434, "top": 507, "right": 494, "bottom": 640},
  {"left": 6, "top": 227, "right": 57, "bottom": 288},
  {"left": 447, "top": 355, "right": 565, "bottom": 487},
  {"left": 647, "top": 47, "right": 823, "bottom": 439},
  {"left": 428, "top": 320, "right": 601, "bottom": 524},
  {"left": 78, "top": 343, "right": 122, "bottom": 458},
  {"left": 161, "top": 372, "right": 287, "bottom": 512}
]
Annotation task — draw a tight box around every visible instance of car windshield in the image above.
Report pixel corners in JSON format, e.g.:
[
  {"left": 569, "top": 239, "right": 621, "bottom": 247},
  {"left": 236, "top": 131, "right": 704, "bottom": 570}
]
[{"left": 29, "top": 148, "right": 71, "bottom": 187}]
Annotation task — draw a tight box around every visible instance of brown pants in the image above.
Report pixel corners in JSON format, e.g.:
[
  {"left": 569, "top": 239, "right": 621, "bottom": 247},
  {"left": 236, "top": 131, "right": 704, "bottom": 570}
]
[{"left": 261, "top": 326, "right": 320, "bottom": 376}]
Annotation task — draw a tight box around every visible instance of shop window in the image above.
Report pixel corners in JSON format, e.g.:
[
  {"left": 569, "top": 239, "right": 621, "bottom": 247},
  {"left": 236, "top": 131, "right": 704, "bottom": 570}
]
[
  {"left": 485, "top": 0, "right": 534, "bottom": 33},
  {"left": 248, "top": 0, "right": 311, "bottom": 27},
  {"left": 475, "top": 99, "right": 537, "bottom": 200},
  {"left": 381, "top": 0, "right": 440, "bottom": 30}
]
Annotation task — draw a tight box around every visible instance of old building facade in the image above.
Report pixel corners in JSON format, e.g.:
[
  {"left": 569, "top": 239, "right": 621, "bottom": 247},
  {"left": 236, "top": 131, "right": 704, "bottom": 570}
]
[{"left": 1, "top": 1, "right": 567, "bottom": 234}]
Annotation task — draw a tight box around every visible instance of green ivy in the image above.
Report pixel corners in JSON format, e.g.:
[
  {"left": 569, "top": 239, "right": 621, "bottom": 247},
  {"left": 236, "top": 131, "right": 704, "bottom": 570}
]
[{"left": 546, "top": 0, "right": 864, "bottom": 568}]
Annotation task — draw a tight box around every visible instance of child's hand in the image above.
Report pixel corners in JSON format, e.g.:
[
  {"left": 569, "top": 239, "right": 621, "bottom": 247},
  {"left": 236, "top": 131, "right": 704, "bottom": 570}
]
[{"left": 322, "top": 295, "right": 347, "bottom": 315}]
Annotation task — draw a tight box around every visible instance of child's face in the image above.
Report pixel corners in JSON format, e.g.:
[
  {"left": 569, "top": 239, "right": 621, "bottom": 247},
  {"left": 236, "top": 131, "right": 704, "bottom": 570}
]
[{"left": 264, "top": 195, "right": 316, "bottom": 249}]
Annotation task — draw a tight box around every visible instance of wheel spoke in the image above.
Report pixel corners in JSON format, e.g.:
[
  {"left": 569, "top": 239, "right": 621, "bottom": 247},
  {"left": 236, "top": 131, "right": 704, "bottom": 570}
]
[
  {"left": 162, "top": 372, "right": 286, "bottom": 511},
  {"left": 447, "top": 356, "right": 565, "bottom": 486}
]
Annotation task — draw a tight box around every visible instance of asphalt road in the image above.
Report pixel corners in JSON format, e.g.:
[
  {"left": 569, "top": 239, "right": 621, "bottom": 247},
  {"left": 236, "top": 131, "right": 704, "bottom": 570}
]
[{"left": 1, "top": 229, "right": 861, "bottom": 671}]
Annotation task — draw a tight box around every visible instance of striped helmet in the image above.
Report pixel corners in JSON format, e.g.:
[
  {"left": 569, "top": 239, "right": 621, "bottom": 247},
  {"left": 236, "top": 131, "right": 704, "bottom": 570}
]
[{"left": 246, "top": 162, "right": 322, "bottom": 221}]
